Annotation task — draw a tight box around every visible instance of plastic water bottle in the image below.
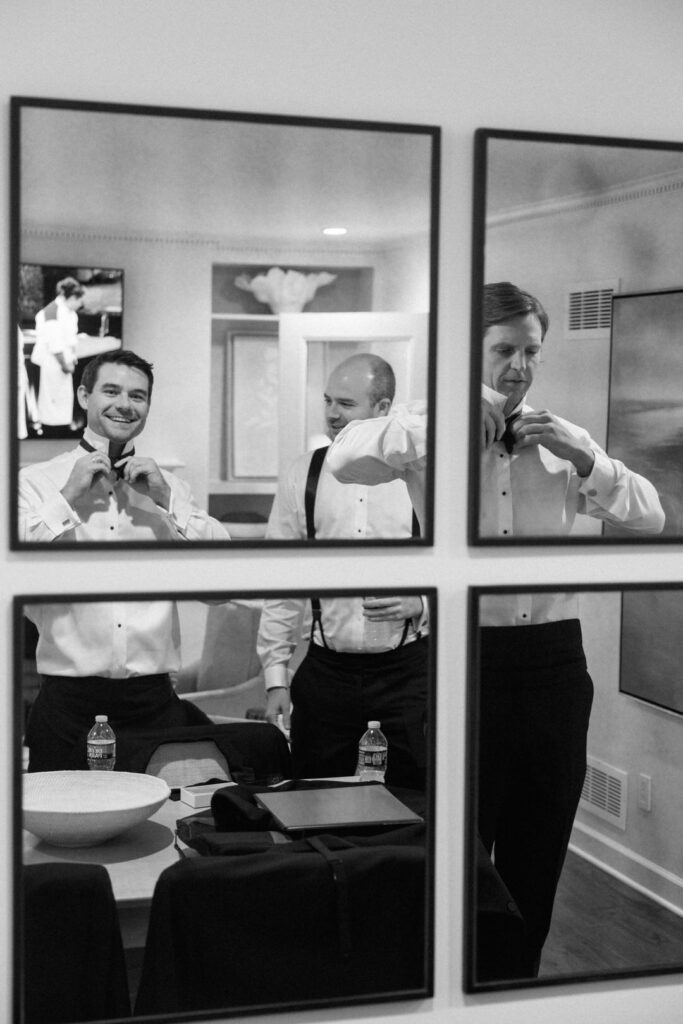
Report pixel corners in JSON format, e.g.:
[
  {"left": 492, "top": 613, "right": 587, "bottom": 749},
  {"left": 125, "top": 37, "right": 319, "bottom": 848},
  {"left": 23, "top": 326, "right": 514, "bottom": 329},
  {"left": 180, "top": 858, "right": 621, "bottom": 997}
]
[
  {"left": 356, "top": 721, "right": 388, "bottom": 782},
  {"left": 363, "top": 597, "right": 394, "bottom": 652},
  {"left": 87, "top": 715, "right": 116, "bottom": 771}
]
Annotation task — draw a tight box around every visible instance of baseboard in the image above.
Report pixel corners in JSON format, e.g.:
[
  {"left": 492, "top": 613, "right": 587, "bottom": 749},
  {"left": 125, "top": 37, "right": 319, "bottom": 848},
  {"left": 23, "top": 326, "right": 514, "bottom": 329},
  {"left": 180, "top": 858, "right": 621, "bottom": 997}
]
[{"left": 570, "top": 820, "right": 683, "bottom": 917}]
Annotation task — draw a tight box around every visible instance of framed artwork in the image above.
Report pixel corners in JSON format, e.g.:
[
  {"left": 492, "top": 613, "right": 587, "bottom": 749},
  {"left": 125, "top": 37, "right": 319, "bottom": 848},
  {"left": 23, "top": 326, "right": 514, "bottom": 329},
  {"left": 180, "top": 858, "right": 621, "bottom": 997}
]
[
  {"left": 16, "top": 587, "right": 436, "bottom": 1023},
  {"left": 606, "top": 288, "right": 683, "bottom": 539},
  {"left": 10, "top": 97, "right": 439, "bottom": 550},
  {"left": 465, "top": 583, "right": 683, "bottom": 992},
  {"left": 469, "top": 127, "right": 683, "bottom": 545},
  {"left": 18, "top": 262, "right": 123, "bottom": 441}
]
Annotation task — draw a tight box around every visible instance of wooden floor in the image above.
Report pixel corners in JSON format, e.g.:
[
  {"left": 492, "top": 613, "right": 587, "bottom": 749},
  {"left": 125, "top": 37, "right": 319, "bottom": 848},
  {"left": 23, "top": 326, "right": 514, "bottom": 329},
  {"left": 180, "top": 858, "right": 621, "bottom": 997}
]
[{"left": 540, "top": 849, "right": 683, "bottom": 978}]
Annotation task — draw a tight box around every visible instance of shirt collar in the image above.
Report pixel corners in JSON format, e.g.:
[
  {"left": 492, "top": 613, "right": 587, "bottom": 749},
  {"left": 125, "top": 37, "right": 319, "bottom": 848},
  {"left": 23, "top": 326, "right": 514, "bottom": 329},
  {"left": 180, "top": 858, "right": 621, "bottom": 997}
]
[{"left": 81, "top": 426, "right": 136, "bottom": 458}]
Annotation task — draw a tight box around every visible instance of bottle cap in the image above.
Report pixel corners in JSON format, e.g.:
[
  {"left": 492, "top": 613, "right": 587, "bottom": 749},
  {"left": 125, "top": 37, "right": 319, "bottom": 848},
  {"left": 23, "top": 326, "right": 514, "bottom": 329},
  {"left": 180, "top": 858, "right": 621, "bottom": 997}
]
[
  {"left": 368, "top": 720, "right": 380, "bottom": 729},
  {"left": 95, "top": 715, "right": 108, "bottom": 723}
]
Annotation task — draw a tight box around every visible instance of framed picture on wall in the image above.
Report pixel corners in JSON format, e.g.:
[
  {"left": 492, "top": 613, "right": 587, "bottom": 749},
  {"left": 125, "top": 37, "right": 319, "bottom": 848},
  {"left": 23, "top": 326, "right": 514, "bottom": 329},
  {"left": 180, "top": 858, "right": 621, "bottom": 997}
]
[
  {"left": 15, "top": 586, "right": 436, "bottom": 1023},
  {"left": 465, "top": 583, "right": 683, "bottom": 992},
  {"left": 469, "top": 127, "right": 683, "bottom": 545},
  {"left": 18, "top": 262, "right": 123, "bottom": 441},
  {"left": 10, "top": 96, "right": 439, "bottom": 550}
]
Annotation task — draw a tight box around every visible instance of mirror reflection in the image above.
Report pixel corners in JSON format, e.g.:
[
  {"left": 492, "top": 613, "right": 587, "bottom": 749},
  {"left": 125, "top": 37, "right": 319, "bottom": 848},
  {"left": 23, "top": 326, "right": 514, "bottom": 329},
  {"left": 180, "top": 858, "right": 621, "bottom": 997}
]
[
  {"left": 472, "top": 129, "right": 683, "bottom": 544},
  {"left": 19, "top": 590, "right": 435, "bottom": 1022},
  {"left": 13, "top": 98, "right": 437, "bottom": 547},
  {"left": 467, "top": 585, "right": 683, "bottom": 990}
]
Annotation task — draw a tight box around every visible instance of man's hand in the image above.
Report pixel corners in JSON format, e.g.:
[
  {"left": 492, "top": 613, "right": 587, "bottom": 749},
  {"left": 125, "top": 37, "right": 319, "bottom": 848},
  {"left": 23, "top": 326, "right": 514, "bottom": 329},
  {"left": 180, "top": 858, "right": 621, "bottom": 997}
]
[
  {"left": 362, "top": 595, "right": 423, "bottom": 621},
  {"left": 265, "top": 687, "right": 291, "bottom": 731},
  {"left": 482, "top": 397, "right": 505, "bottom": 449},
  {"left": 60, "top": 451, "right": 111, "bottom": 505},
  {"left": 116, "top": 456, "right": 172, "bottom": 508},
  {"left": 511, "top": 411, "right": 596, "bottom": 477}
]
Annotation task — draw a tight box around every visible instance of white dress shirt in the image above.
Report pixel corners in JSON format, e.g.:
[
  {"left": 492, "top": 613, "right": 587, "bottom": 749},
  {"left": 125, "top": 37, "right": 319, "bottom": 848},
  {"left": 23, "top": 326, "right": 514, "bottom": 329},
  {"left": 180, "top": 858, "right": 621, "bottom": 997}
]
[
  {"left": 26, "top": 600, "right": 182, "bottom": 677},
  {"left": 480, "top": 397, "right": 665, "bottom": 539},
  {"left": 258, "top": 446, "right": 428, "bottom": 688},
  {"left": 18, "top": 426, "right": 229, "bottom": 542},
  {"left": 326, "top": 402, "right": 428, "bottom": 534},
  {"left": 478, "top": 591, "right": 579, "bottom": 627}
]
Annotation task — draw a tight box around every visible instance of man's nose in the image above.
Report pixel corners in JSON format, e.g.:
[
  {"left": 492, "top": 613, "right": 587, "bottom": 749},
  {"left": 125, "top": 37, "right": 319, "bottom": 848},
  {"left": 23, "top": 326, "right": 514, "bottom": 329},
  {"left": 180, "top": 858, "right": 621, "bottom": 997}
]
[
  {"left": 116, "top": 393, "right": 132, "bottom": 409},
  {"left": 510, "top": 349, "right": 526, "bottom": 370},
  {"left": 326, "top": 403, "right": 340, "bottom": 419}
]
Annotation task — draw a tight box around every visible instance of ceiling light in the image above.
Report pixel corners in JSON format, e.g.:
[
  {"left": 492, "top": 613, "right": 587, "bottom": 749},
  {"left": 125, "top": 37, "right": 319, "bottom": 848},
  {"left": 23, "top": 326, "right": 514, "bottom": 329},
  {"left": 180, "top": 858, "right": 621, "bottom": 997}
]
[{"left": 322, "top": 226, "right": 347, "bottom": 236}]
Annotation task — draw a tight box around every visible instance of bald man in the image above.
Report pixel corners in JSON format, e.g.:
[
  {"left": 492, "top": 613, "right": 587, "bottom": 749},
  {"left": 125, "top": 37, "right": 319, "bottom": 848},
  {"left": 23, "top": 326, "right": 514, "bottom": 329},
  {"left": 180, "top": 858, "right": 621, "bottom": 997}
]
[{"left": 257, "top": 353, "right": 429, "bottom": 788}]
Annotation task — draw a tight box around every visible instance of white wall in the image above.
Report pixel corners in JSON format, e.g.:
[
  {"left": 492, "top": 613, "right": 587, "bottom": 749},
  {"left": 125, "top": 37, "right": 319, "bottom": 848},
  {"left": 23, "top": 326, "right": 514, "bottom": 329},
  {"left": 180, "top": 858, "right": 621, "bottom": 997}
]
[
  {"left": 4, "top": 3, "right": 683, "bottom": 1024},
  {"left": 578, "top": 592, "right": 683, "bottom": 909}
]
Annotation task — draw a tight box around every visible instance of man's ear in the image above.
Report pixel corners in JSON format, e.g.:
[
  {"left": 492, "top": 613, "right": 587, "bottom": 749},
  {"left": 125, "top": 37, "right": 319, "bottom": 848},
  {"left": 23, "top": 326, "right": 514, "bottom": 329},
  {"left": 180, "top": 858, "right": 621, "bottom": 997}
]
[
  {"left": 76, "top": 385, "right": 89, "bottom": 411},
  {"left": 376, "top": 398, "right": 392, "bottom": 417}
]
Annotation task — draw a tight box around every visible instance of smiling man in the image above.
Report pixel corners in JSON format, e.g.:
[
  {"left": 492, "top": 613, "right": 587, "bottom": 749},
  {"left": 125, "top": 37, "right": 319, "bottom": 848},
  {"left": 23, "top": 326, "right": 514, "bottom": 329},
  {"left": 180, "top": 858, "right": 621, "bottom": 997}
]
[
  {"left": 18, "top": 350, "right": 227, "bottom": 771},
  {"left": 19, "top": 349, "right": 227, "bottom": 543}
]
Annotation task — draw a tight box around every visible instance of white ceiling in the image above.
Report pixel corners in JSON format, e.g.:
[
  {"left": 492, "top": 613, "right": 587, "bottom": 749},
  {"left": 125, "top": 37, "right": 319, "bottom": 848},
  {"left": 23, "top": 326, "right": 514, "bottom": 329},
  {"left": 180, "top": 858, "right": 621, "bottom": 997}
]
[
  {"left": 20, "top": 106, "right": 433, "bottom": 246},
  {"left": 485, "top": 136, "right": 683, "bottom": 215}
]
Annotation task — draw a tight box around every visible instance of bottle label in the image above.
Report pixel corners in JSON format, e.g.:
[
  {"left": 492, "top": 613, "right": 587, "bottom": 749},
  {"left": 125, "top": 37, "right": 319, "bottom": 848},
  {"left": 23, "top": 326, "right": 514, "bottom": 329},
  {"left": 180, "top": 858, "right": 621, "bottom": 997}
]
[
  {"left": 359, "top": 750, "right": 386, "bottom": 767},
  {"left": 87, "top": 742, "right": 115, "bottom": 760}
]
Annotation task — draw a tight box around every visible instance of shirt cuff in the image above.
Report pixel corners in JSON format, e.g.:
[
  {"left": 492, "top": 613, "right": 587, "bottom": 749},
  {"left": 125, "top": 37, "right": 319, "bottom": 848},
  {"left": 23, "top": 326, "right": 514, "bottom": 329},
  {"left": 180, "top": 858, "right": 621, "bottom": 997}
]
[
  {"left": 42, "top": 493, "right": 82, "bottom": 537},
  {"left": 264, "top": 665, "right": 290, "bottom": 690},
  {"left": 578, "top": 448, "right": 618, "bottom": 497}
]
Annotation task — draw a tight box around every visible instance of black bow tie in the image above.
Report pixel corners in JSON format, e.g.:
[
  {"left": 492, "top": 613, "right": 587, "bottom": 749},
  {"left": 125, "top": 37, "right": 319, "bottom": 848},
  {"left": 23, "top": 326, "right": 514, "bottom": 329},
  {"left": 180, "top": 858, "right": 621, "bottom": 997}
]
[
  {"left": 79, "top": 439, "right": 135, "bottom": 479},
  {"left": 501, "top": 414, "right": 520, "bottom": 454}
]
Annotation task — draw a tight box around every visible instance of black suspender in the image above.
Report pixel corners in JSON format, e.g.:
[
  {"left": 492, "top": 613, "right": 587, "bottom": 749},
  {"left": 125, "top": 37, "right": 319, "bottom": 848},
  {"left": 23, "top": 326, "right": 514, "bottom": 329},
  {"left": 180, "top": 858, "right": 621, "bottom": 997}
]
[
  {"left": 303, "top": 444, "right": 419, "bottom": 648},
  {"left": 304, "top": 446, "right": 329, "bottom": 646}
]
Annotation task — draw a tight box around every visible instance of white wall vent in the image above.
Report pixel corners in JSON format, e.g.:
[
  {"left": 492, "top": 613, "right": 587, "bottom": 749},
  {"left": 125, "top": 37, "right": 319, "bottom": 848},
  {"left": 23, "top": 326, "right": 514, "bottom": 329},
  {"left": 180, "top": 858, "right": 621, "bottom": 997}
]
[
  {"left": 580, "top": 756, "right": 628, "bottom": 830},
  {"left": 564, "top": 279, "right": 620, "bottom": 340}
]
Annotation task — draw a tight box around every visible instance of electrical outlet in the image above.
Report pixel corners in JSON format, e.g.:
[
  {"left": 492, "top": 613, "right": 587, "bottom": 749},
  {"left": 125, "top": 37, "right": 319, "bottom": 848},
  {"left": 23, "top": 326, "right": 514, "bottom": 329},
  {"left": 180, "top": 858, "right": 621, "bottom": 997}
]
[{"left": 638, "top": 773, "right": 652, "bottom": 812}]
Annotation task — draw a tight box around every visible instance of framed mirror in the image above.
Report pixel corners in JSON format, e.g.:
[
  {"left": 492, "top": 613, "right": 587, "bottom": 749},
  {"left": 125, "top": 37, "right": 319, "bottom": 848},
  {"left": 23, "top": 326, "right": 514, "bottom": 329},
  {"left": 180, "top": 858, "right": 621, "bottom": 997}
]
[
  {"left": 15, "top": 587, "right": 436, "bottom": 1022},
  {"left": 465, "top": 583, "right": 683, "bottom": 991},
  {"left": 469, "top": 127, "right": 683, "bottom": 545},
  {"left": 10, "top": 97, "right": 439, "bottom": 550}
]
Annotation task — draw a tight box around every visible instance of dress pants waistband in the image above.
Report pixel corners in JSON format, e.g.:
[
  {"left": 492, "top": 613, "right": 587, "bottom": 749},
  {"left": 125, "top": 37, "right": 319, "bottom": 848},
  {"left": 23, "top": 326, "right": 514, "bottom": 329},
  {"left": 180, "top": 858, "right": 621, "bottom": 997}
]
[
  {"left": 479, "top": 619, "right": 584, "bottom": 676},
  {"left": 308, "top": 635, "right": 428, "bottom": 669}
]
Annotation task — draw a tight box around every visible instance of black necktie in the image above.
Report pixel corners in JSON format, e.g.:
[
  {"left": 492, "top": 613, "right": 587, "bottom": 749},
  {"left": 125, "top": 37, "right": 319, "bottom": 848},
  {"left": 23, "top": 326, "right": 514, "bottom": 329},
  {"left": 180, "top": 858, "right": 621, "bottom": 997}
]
[
  {"left": 79, "top": 439, "right": 134, "bottom": 479},
  {"left": 501, "top": 414, "right": 520, "bottom": 454}
]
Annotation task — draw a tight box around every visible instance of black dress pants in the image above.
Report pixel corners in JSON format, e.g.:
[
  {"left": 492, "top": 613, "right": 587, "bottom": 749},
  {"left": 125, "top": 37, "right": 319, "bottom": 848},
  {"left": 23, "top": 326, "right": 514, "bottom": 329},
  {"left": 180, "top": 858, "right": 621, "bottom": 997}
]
[
  {"left": 290, "top": 638, "right": 429, "bottom": 789},
  {"left": 477, "top": 619, "right": 593, "bottom": 978}
]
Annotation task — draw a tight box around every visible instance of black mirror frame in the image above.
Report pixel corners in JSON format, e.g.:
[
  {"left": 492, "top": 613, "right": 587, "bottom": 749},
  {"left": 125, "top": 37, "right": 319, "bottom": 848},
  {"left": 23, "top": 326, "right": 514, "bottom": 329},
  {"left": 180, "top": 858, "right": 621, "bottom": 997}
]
[
  {"left": 468, "top": 126, "right": 683, "bottom": 546},
  {"left": 14, "top": 586, "right": 437, "bottom": 1023},
  {"left": 464, "top": 582, "right": 683, "bottom": 993},
  {"left": 10, "top": 96, "right": 440, "bottom": 551}
]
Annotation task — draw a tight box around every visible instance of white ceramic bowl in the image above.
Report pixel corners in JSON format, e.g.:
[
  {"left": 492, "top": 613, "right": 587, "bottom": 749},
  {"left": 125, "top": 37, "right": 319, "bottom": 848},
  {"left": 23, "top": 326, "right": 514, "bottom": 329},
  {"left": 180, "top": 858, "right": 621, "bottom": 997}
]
[{"left": 23, "top": 771, "right": 170, "bottom": 847}]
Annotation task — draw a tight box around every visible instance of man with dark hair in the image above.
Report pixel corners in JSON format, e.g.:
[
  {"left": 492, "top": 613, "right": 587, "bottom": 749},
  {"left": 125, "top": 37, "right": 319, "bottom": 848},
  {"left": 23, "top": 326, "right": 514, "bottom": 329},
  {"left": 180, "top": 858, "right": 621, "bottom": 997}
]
[
  {"left": 257, "top": 353, "right": 429, "bottom": 788},
  {"left": 19, "top": 349, "right": 227, "bottom": 771},
  {"left": 480, "top": 280, "right": 663, "bottom": 537},
  {"left": 31, "top": 275, "right": 86, "bottom": 433},
  {"left": 476, "top": 281, "right": 664, "bottom": 977},
  {"left": 19, "top": 348, "right": 226, "bottom": 543}
]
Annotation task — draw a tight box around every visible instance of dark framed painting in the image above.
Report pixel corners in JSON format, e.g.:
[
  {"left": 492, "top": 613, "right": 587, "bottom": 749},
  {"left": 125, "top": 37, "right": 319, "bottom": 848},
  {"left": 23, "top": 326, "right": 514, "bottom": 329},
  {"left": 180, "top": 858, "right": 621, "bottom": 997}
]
[
  {"left": 465, "top": 583, "right": 683, "bottom": 992},
  {"left": 619, "top": 588, "right": 683, "bottom": 714},
  {"left": 10, "top": 96, "right": 439, "bottom": 550},
  {"left": 15, "top": 586, "right": 436, "bottom": 1023},
  {"left": 18, "top": 262, "right": 123, "bottom": 441},
  {"left": 469, "top": 126, "right": 683, "bottom": 545}
]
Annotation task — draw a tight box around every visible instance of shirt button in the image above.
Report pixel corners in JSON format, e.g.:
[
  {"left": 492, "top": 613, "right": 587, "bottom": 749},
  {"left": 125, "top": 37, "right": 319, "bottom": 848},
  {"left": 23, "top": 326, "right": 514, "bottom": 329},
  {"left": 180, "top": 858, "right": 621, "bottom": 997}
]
[
  {"left": 109, "top": 526, "right": 115, "bottom": 531},
  {"left": 502, "top": 491, "right": 507, "bottom": 496},
  {"left": 502, "top": 529, "right": 508, "bottom": 535}
]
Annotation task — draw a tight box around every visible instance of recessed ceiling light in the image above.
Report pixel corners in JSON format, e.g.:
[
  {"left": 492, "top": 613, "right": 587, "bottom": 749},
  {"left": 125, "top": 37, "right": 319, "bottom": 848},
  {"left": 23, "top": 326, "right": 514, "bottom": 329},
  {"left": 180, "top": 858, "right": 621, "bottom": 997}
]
[{"left": 322, "top": 226, "right": 347, "bottom": 236}]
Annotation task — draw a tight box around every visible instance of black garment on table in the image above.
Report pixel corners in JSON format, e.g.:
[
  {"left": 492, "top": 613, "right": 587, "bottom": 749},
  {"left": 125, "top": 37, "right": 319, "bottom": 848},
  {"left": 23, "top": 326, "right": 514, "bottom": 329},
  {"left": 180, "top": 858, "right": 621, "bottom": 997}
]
[
  {"left": 23, "top": 862, "right": 130, "bottom": 1022},
  {"left": 177, "top": 780, "right": 425, "bottom": 853},
  {"left": 25, "top": 673, "right": 212, "bottom": 772},
  {"left": 477, "top": 618, "right": 593, "bottom": 978},
  {"left": 135, "top": 837, "right": 426, "bottom": 1015},
  {"left": 289, "top": 636, "right": 429, "bottom": 789},
  {"left": 117, "top": 721, "right": 292, "bottom": 784}
]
